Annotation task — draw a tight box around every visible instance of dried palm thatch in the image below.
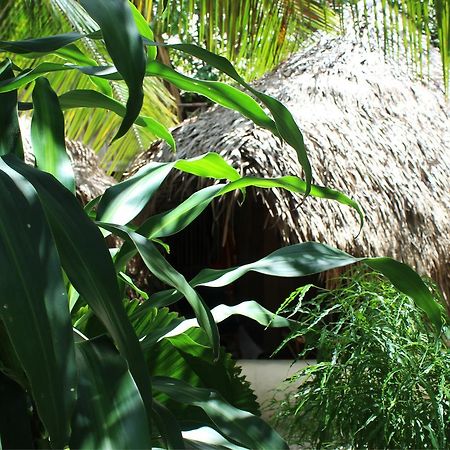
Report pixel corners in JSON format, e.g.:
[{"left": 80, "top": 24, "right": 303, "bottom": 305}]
[
  {"left": 19, "top": 117, "right": 116, "bottom": 204},
  {"left": 128, "top": 15, "right": 450, "bottom": 302}
]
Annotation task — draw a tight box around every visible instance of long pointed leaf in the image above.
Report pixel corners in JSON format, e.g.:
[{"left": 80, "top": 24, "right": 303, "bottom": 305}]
[
  {"left": 98, "top": 222, "right": 220, "bottom": 358},
  {"left": 31, "top": 77, "right": 75, "bottom": 192},
  {"left": 70, "top": 337, "right": 151, "bottom": 450},
  {"left": 152, "top": 377, "right": 288, "bottom": 450},
  {"left": 0, "top": 60, "right": 23, "bottom": 158},
  {"left": 146, "top": 41, "right": 312, "bottom": 194},
  {"left": 59, "top": 89, "right": 175, "bottom": 149},
  {"left": 1, "top": 155, "right": 153, "bottom": 429},
  {"left": 78, "top": 0, "right": 146, "bottom": 140},
  {"left": 0, "top": 159, "right": 76, "bottom": 448}
]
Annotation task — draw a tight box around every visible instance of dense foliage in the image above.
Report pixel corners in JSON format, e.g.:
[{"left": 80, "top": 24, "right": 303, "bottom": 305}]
[
  {"left": 0, "top": 0, "right": 447, "bottom": 448},
  {"left": 273, "top": 270, "right": 450, "bottom": 449}
]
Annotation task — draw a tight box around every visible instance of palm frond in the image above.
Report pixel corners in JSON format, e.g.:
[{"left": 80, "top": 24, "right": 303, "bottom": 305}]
[
  {"left": 2, "top": 0, "right": 178, "bottom": 175},
  {"left": 142, "top": 0, "right": 448, "bottom": 87}
]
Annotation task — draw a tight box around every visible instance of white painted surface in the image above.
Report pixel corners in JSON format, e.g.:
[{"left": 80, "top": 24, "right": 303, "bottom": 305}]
[{"left": 237, "top": 359, "right": 315, "bottom": 419}]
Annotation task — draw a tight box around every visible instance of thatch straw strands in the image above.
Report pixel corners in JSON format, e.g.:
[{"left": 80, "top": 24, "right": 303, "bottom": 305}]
[
  {"left": 128, "top": 18, "right": 450, "bottom": 301},
  {"left": 20, "top": 117, "right": 116, "bottom": 204}
]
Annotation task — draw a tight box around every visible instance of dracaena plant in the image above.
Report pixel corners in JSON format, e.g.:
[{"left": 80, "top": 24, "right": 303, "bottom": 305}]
[{"left": 0, "top": 0, "right": 447, "bottom": 448}]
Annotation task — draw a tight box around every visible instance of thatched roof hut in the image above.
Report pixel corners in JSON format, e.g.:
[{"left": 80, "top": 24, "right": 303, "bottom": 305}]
[
  {"left": 128, "top": 15, "right": 450, "bottom": 309},
  {"left": 19, "top": 117, "right": 116, "bottom": 203}
]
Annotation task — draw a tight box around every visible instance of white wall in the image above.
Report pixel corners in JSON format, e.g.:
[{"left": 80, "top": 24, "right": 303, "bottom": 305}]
[{"left": 237, "top": 359, "right": 315, "bottom": 419}]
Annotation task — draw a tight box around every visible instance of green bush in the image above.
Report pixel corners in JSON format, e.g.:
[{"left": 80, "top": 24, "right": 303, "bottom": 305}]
[
  {"left": 0, "top": 1, "right": 446, "bottom": 448},
  {"left": 273, "top": 270, "right": 450, "bottom": 449}
]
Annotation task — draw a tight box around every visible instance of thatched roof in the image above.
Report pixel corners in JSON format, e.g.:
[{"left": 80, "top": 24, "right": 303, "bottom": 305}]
[
  {"left": 128, "top": 16, "right": 450, "bottom": 300},
  {"left": 19, "top": 117, "right": 116, "bottom": 203}
]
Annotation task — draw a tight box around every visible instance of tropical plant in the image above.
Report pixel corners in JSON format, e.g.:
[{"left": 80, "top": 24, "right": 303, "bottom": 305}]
[
  {"left": 149, "top": 0, "right": 449, "bottom": 86},
  {"left": 272, "top": 269, "right": 450, "bottom": 449},
  {"left": 3, "top": 0, "right": 448, "bottom": 174},
  {"left": 0, "top": 0, "right": 447, "bottom": 448}
]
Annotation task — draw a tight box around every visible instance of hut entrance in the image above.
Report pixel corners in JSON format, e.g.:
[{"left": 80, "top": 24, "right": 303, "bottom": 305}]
[{"left": 163, "top": 188, "right": 316, "bottom": 359}]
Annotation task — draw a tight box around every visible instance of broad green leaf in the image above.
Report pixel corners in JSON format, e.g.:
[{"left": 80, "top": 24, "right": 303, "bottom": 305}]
[
  {"left": 190, "top": 243, "right": 359, "bottom": 287},
  {"left": 364, "top": 257, "right": 445, "bottom": 331},
  {"left": 70, "top": 337, "right": 151, "bottom": 450},
  {"left": 31, "top": 77, "right": 75, "bottom": 192},
  {"left": 97, "top": 153, "right": 239, "bottom": 226},
  {"left": 98, "top": 222, "right": 220, "bottom": 358},
  {"left": 146, "top": 41, "right": 312, "bottom": 194},
  {"left": 152, "top": 377, "right": 288, "bottom": 450},
  {"left": 0, "top": 159, "right": 76, "bottom": 448},
  {"left": 128, "top": 1, "right": 157, "bottom": 61},
  {"left": 152, "top": 400, "right": 185, "bottom": 450},
  {"left": 0, "top": 62, "right": 120, "bottom": 94},
  {"left": 163, "top": 301, "right": 292, "bottom": 339},
  {"left": 1, "top": 155, "right": 153, "bottom": 426},
  {"left": 182, "top": 426, "right": 247, "bottom": 450},
  {"left": 97, "top": 162, "right": 173, "bottom": 224},
  {"left": 0, "top": 32, "right": 83, "bottom": 54},
  {"left": 59, "top": 89, "right": 175, "bottom": 149},
  {"left": 129, "top": 175, "right": 362, "bottom": 245},
  {"left": 0, "top": 373, "right": 34, "bottom": 450},
  {"left": 148, "top": 242, "right": 444, "bottom": 330},
  {"left": 146, "top": 60, "right": 277, "bottom": 134},
  {"left": 0, "top": 60, "right": 23, "bottom": 158},
  {"left": 78, "top": 0, "right": 146, "bottom": 140}
]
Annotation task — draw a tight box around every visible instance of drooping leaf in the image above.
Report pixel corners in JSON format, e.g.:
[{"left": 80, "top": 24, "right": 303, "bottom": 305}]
[
  {"left": 98, "top": 222, "right": 220, "bottom": 358},
  {"left": 70, "top": 337, "right": 151, "bottom": 450},
  {"left": 31, "top": 77, "right": 75, "bottom": 192},
  {"left": 59, "top": 89, "right": 175, "bottom": 149},
  {"left": 152, "top": 376, "right": 288, "bottom": 450},
  {"left": 0, "top": 32, "right": 84, "bottom": 54},
  {"left": 146, "top": 60, "right": 278, "bottom": 134},
  {"left": 163, "top": 301, "right": 293, "bottom": 339},
  {"left": 97, "top": 153, "right": 240, "bottom": 226},
  {"left": 0, "top": 60, "right": 23, "bottom": 158},
  {"left": 147, "top": 242, "right": 444, "bottom": 330},
  {"left": 78, "top": 0, "right": 146, "bottom": 140},
  {"left": 0, "top": 372, "right": 34, "bottom": 450},
  {"left": 0, "top": 159, "right": 76, "bottom": 448},
  {"left": 128, "top": 1, "right": 157, "bottom": 61},
  {"left": 146, "top": 41, "right": 312, "bottom": 194},
  {"left": 1, "top": 155, "right": 153, "bottom": 426}
]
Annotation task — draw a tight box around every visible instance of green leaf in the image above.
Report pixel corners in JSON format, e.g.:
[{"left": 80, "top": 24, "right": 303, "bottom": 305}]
[
  {"left": 0, "top": 373, "right": 34, "bottom": 450},
  {"left": 128, "top": 1, "right": 157, "bottom": 61},
  {"left": 97, "top": 153, "right": 239, "bottom": 226},
  {"left": 31, "top": 77, "right": 75, "bottom": 192},
  {"left": 364, "top": 258, "right": 445, "bottom": 332},
  {"left": 146, "top": 61, "right": 277, "bottom": 134},
  {"left": 59, "top": 89, "right": 175, "bottom": 149},
  {"left": 0, "top": 60, "right": 23, "bottom": 158},
  {"left": 97, "top": 162, "right": 173, "bottom": 224},
  {"left": 0, "top": 32, "right": 83, "bottom": 54},
  {"left": 152, "top": 377, "right": 288, "bottom": 450},
  {"left": 98, "top": 222, "right": 220, "bottom": 358},
  {"left": 132, "top": 175, "right": 363, "bottom": 244},
  {"left": 163, "top": 301, "right": 292, "bottom": 339},
  {"left": 78, "top": 0, "right": 146, "bottom": 140},
  {"left": 70, "top": 337, "right": 151, "bottom": 450},
  {"left": 152, "top": 400, "right": 186, "bottom": 450},
  {"left": 148, "top": 242, "right": 444, "bottom": 331},
  {"left": 147, "top": 41, "right": 312, "bottom": 194},
  {"left": 0, "top": 159, "right": 76, "bottom": 448},
  {"left": 1, "top": 155, "right": 153, "bottom": 428},
  {"left": 0, "top": 62, "right": 120, "bottom": 94}
]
